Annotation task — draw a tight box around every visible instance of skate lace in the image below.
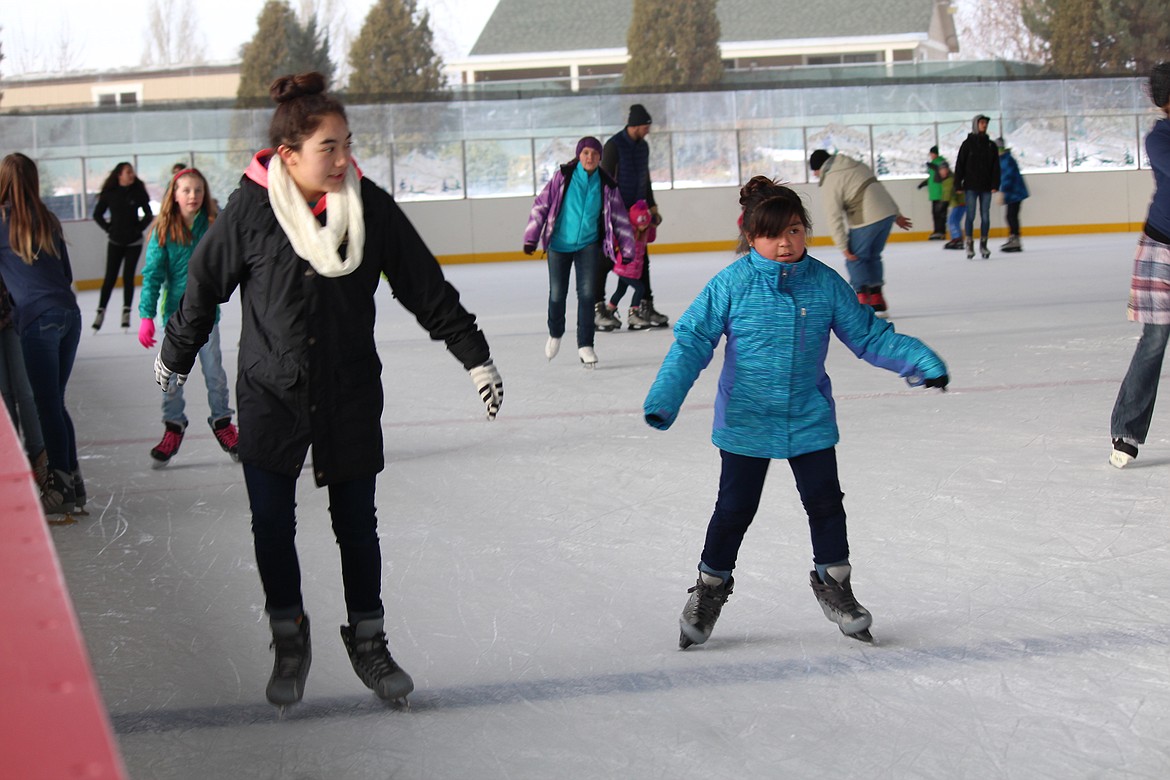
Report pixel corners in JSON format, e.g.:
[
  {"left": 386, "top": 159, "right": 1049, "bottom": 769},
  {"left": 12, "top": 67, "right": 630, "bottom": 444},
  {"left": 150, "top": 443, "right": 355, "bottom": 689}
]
[
  {"left": 214, "top": 423, "right": 239, "bottom": 449},
  {"left": 354, "top": 632, "right": 401, "bottom": 680},
  {"left": 813, "top": 579, "right": 861, "bottom": 616},
  {"left": 157, "top": 429, "right": 183, "bottom": 455},
  {"left": 686, "top": 580, "right": 732, "bottom": 624}
]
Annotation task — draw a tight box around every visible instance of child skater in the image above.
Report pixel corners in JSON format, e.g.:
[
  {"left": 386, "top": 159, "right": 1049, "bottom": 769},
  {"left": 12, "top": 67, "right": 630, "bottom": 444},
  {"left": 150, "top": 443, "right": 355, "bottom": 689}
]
[
  {"left": 607, "top": 198, "right": 655, "bottom": 330},
  {"left": 137, "top": 167, "right": 239, "bottom": 467},
  {"left": 1110, "top": 62, "right": 1170, "bottom": 468},
  {"left": 643, "top": 176, "right": 948, "bottom": 649},
  {"left": 154, "top": 72, "right": 502, "bottom": 709},
  {"left": 92, "top": 162, "right": 153, "bottom": 330}
]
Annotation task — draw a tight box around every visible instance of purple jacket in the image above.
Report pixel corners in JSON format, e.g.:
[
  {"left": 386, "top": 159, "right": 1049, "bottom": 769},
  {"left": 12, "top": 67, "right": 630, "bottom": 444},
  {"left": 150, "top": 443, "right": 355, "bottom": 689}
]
[{"left": 524, "top": 161, "right": 635, "bottom": 262}]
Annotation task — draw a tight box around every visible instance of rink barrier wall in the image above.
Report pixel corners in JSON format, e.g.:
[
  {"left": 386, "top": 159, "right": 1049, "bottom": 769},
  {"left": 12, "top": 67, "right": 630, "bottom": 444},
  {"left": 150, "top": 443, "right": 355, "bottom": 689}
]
[
  {"left": 0, "top": 408, "right": 129, "bottom": 780},
  {"left": 61, "top": 168, "right": 1153, "bottom": 281}
]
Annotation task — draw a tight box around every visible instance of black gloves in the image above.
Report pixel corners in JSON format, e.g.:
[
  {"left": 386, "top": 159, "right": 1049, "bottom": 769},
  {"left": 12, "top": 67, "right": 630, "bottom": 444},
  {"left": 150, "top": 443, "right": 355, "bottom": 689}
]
[{"left": 924, "top": 374, "right": 949, "bottom": 391}]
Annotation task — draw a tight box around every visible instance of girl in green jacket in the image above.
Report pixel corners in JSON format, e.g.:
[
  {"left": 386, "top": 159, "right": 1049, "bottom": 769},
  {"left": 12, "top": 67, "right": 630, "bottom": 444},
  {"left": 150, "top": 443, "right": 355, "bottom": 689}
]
[{"left": 137, "top": 168, "right": 238, "bottom": 466}]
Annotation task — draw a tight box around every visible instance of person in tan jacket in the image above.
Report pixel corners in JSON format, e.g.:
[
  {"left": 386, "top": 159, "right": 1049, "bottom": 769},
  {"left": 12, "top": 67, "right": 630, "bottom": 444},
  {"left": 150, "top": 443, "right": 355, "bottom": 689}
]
[{"left": 809, "top": 150, "right": 911, "bottom": 317}]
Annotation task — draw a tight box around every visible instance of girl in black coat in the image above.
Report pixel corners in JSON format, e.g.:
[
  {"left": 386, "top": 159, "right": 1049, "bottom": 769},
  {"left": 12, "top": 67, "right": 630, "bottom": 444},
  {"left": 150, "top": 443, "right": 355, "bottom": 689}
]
[
  {"left": 155, "top": 72, "right": 503, "bottom": 709},
  {"left": 92, "top": 161, "right": 152, "bottom": 329}
]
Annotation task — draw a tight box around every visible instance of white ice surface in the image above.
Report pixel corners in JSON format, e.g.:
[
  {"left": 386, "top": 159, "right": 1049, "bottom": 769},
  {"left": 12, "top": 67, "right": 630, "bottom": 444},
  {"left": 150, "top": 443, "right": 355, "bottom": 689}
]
[{"left": 53, "top": 233, "right": 1170, "bottom": 779}]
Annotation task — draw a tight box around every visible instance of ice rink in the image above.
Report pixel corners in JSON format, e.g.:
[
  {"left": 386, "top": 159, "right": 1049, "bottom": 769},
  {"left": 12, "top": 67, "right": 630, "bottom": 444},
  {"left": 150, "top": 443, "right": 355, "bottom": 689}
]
[{"left": 53, "top": 232, "right": 1169, "bottom": 778}]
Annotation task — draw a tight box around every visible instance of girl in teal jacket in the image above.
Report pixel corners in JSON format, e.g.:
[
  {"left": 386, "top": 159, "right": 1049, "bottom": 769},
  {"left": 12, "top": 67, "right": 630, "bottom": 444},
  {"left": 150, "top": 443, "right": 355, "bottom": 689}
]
[
  {"left": 644, "top": 177, "right": 948, "bottom": 649},
  {"left": 138, "top": 168, "right": 238, "bottom": 466}
]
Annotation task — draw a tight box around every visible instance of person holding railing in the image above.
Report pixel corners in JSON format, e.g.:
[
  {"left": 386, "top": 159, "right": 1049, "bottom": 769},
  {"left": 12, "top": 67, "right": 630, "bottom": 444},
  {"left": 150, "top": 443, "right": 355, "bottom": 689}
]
[{"left": 0, "top": 153, "right": 85, "bottom": 516}]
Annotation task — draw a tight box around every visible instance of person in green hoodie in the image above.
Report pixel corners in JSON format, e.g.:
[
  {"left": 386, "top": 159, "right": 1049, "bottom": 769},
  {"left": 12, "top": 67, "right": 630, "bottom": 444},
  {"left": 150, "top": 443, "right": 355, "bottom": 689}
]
[
  {"left": 136, "top": 168, "right": 239, "bottom": 466},
  {"left": 917, "top": 145, "right": 951, "bottom": 239}
]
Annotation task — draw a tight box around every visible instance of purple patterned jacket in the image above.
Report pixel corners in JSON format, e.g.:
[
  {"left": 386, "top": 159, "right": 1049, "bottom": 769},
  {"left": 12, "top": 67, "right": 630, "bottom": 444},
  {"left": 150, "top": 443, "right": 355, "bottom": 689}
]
[{"left": 524, "top": 160, "right": 636, "bottom": 263}]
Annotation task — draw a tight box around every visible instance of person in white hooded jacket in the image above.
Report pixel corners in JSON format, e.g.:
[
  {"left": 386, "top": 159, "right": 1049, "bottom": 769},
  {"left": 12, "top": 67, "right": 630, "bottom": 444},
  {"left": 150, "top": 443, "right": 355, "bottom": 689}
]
[{"left": 809, "top": 149, "right": 911, "bottom": 317}]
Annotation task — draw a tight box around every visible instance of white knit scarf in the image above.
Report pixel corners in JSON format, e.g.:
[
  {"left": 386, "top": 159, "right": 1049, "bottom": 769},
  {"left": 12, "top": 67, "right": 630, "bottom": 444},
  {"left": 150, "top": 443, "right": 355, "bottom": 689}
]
[{"left": 266, "top": 155, "right": 365, "bottom": 277}]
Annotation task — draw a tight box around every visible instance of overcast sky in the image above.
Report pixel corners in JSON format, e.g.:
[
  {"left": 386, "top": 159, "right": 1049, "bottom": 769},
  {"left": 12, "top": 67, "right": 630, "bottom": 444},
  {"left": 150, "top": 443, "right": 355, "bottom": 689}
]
[{"left": 2, "top": 0, "right": 500, "bottom": 75}]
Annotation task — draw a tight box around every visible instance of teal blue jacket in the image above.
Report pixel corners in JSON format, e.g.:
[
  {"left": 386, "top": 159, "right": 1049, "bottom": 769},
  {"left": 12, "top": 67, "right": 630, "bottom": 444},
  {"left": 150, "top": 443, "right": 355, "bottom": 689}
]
[
  {"left": 139, "top": 212, "right": 217, "bottom": 323},
  {"left": 644, "top": 250, "right": 946, "bottom": 459}
]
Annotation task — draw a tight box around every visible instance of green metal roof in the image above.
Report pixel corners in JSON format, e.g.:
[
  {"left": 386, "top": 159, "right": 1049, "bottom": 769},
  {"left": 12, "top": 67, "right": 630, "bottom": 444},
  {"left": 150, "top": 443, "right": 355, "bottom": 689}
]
[{"left": 470, "top": 0, "right": 943, "bottom": 57}]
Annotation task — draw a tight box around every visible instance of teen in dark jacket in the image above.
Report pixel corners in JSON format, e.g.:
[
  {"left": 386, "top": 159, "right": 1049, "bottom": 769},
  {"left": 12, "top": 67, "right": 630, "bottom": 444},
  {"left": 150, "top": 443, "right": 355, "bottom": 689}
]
[
  {"left": 953, "top": 114, "right": 1001, "bottom": 258},
  {"left": 155, "top": 72, "right": 503, "bottom": 710},
  {"left": 92, "top": 162, "right": 152, "bottom": 329}
]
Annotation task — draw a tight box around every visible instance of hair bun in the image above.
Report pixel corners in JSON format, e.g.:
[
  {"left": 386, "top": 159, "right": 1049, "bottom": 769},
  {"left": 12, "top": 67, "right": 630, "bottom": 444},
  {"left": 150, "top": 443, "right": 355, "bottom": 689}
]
[
  {"left": 739, "top": 175, "right": 780, "bottom": 207},
  {"left": 270, "top": 72, "right": 327, "bottom": 104}
]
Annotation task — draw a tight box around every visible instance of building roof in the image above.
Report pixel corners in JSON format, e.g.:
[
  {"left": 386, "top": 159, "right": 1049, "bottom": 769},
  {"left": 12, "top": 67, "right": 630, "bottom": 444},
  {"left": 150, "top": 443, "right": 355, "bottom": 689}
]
[{"left": 470, "top": 0, "right": 946, "bottom": 56}]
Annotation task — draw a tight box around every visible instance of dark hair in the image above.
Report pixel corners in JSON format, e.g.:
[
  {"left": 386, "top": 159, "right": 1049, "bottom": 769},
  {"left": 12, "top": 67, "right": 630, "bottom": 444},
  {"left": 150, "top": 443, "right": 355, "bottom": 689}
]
[
  {"left": 736, "top": 175, "right": 811, "bottom": 255},
  {"left": 268, "top": 72, "right": 348, "bottom": 152},
  {"left": 99, "top": 161, "right": 136, "bottom": 195},
  {"left": 1151, "top": 62, "right": 1170, "bottom": 110}
]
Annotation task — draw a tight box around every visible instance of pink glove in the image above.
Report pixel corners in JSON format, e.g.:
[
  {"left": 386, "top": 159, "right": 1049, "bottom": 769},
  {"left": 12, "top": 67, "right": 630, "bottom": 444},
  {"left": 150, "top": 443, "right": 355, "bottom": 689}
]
[{"left": 138, "top": 318, "right": 156, "bottom": 349}]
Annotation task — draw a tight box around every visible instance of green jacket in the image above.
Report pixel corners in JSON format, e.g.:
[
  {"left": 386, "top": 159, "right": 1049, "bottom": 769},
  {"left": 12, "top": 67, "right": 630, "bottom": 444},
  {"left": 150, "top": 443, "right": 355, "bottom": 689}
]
[
  {"left": 926, "top": 154, "right": 950, "bottom": 201},
  {"left": 139, "top": 211, "right": 217, "bottom": 324}
]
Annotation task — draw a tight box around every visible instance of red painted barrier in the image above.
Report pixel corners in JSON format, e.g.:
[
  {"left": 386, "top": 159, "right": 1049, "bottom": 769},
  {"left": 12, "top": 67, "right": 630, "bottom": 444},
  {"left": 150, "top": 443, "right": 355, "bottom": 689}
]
[{"left": 0, "top": 408, "right": 127, "bottom": 779}]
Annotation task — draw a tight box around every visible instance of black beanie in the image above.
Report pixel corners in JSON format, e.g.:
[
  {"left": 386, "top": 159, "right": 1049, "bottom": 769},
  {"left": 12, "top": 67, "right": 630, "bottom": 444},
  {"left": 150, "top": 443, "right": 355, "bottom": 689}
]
[
  {"left": 809, "top": 149, "right": 831, "bottom": 171},
  {"left": 627, "top": 104, "right": 652, "bottom": 127}
]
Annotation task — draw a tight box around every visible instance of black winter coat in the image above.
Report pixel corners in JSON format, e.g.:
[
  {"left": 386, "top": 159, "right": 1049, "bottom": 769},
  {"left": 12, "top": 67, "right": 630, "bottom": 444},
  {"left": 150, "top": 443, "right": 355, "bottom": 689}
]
[
  {"left": 93, "top": 182, "right": 153, "bottom": 245},
  {"left": 161, "top": 174, "right": 491, "bottom": 485},
  {"left": 954, "top": 133, "right": 1001, "bottom": 193}
]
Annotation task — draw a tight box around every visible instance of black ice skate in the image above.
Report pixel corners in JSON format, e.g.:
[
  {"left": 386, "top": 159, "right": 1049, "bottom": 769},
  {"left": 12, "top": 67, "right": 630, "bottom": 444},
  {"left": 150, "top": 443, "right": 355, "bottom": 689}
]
[
  {"left": 341, "top": 620, "right": 414, "bottom": 703},
  {"left": 267, "top": 615, "right": 311, "bottom": 708},
  {"left": 679, "top": 573, "right": 734, "bottom": 649},
  {"left": 965, "top": 239, "right": 975, "bottom": 259},
  {"left": 980, "top": 239, "right": 990, "bottom": 260},
  {"left": 809, "top": 565, "right": 873, "bottom": 643}
]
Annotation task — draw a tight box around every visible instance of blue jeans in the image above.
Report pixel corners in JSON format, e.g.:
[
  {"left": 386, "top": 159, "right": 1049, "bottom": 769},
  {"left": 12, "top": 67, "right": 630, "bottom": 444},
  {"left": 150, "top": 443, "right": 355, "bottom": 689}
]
[
  {"left": 700, "top": 448, "right": 849, "bottom": 574},
  {"left": 948, "top": 205, "right": 966, "bottom": 240},
  {"left": 19, "top": 307, "right": 81, "bottom": 473},
  {"left": 964, "top": 191, "right": 993, "bottom": 242},
  {"left": 161, "top": 322, "right": 234, "bottom": 427},
  {"left": 845, "top": 215, "right": 895, "bottom": 291},
  {"left": 548, "top": 243, "right": 599, "bottom": 348},
  {"left": 1111, "top": 323, "right": 1170, "bottom": 444},
  {"left": 0, "top": 325, "right": 45, "bottom": 457},
  {"left": 242, "top": 463, "right": 384, "bottom": 622}
]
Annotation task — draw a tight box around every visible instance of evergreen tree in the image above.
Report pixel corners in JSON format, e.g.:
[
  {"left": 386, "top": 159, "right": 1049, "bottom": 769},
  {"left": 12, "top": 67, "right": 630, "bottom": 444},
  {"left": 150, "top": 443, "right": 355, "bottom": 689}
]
[
  {"left": 1097, "top": 0, "right": 1170, "bottom": 74},
  {"left": 348, "top": 0, "right": 444, "bottom": 97},
  {"left": 1023, "top": 0, "right": 1170, "bottom": 74},
  {"left": 237, "top": 0, "right": 335, "bottom": 101},
  {"left": 624, "top": 0, "right": 723, "bottom": 89}
]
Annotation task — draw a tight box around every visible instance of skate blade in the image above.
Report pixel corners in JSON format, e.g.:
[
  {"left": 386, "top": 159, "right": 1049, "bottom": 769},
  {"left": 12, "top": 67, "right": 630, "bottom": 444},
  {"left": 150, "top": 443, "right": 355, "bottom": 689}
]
[
  {"left": 846, "top": 629, "right": 874, "bottom": 643},
  {"left": 47, "top": 512, "right": 77, "bottom": 526},
  {"left": 1109, "top": 450, "right": 1134, "bottom": 469},
  {"left": 150, "top": 459, "right": 171, "bottom": 470},
  {"left": 679, "top": 631, "right": 695, "bottom": 650},
  {"left": 580, "top": 362, "right": 596, "bottom": 370}
]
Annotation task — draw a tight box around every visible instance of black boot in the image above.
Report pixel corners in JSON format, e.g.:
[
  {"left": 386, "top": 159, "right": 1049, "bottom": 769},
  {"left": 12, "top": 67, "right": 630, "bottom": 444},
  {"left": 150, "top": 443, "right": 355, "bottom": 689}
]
[
  {"left": 267, "top": 615, "right": 311, "bottom": 706},
  {"left": 341, "top": 619, "right": 414, "bottom": 701}
]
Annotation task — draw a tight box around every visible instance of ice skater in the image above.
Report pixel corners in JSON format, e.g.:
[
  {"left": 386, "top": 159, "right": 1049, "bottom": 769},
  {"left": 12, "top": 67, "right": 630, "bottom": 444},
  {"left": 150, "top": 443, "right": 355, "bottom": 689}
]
[
  {"left": 643, "top": 176, "right": 948, "bottom": 649},
  {"left": 153, "top": 72, "right": 503, "bottom": 708},
  {"left": 1110, "top": 62, "right": 1170, "bottom": 468},
  {"left": 0, "top": 153, "right": 86, "bottom": 516},
  {"left": 92, "top": 161, "right": 153, "bottom": 330},
  {"left": 523, "top": 136, "right": 635, "bottom": 367},
  {"left": 954, "top": 114, "right": 1000, "bottom": 259},
  {"left": 137, "top": 167, "right": 239, "bottom": 467}
]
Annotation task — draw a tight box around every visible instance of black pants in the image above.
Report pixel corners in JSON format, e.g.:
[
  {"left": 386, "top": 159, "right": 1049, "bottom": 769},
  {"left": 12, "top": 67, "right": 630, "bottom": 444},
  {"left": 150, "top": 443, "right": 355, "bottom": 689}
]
[
  {"left": 595, "top": 247, "right": 653, "bottom": 306},
  {"left": 931, "top": 200, "right": 948, "bottom": 235},
  {"left": 700, "top": 447, "right": 848, "bottom": 574},
  {"left": 1005, "top": 201, "right": 1022, "bottom": 235},
  {"left": 242, "top": 463, "right": 384, "bottom": 622},
  {"left": 98, "top": 242, "right": 143, "bottom": 310}
]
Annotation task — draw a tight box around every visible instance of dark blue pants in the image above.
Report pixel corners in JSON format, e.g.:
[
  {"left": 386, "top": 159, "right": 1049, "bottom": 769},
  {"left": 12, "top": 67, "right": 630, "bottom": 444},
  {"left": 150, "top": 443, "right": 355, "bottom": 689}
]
[
  {"left": 701, "top": 448, "right": 849, "bottom": 573},
  {"left": 19, "top": 307, "right": 81, "bottom": 473},
  {"left": 242, "top": 464, "right": 383, "bottom": 622}
]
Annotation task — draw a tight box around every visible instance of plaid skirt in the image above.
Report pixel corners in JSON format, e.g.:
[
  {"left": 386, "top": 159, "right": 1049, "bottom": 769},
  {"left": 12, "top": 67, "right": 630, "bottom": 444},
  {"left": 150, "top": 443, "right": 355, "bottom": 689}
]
[{"left": 1128, "top": 232, "right": 1170, "bottom": 324}]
